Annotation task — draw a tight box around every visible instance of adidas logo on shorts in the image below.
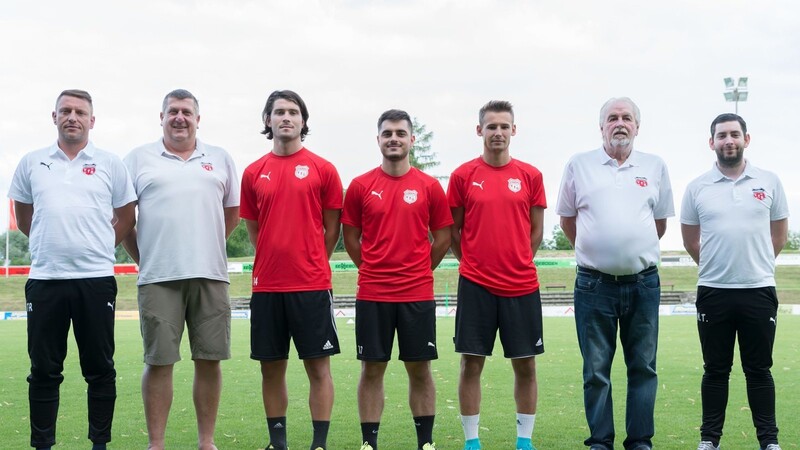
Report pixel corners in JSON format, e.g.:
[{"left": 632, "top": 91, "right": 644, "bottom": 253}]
[
  {"left": 322, "top": 340, "right": 334, "bottom": 350},
  {"left": 536, "top": 338, "right": 543, "bottom": 347}
]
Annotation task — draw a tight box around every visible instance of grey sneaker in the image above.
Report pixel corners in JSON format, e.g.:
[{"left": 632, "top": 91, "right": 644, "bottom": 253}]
[
  {"left": 696, "top": 442, "right": 719, "bottom": 450},
  {"left": 762, "top": 445, "right": 781, "bottom": 450}
]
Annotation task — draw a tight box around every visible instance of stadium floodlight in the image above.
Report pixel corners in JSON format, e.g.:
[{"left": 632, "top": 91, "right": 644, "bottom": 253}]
[
  {"left": 723, "top": 76, "right": 748, "bottom": 114},
  {"left": 724, "top": 77, "right": 734, "bottom": 88}
]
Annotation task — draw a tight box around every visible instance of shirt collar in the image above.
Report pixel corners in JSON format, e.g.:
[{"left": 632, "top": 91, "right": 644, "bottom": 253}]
[
  {"left": 595, "top": 146, "right": 638, "bottom": 168},
  {"left": 711, "top": 158, "right": 755, "bottom": 182},
  {"left": 49, "top": 141, "right": 95, "bottom": 159},
  {"left": 159, "top": 139, "right": 205, "bottom": 161}
]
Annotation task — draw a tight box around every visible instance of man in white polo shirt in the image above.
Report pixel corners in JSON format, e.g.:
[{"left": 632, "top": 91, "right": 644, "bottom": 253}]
[
  {"left": 681, "top": 113, "right": 788, "bottom": 450},
  {"left": 9, "top": 89, "right": 136, "bottom": 450},
  {"left": 123, "top": 89, "right": 240, "bottom": 450},
  {"left": 556, "top": 97, "right": 674, "bottom": 450}
]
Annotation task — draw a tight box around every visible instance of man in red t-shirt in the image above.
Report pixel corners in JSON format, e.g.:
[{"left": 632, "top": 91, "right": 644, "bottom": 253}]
[
  {"left": 240, "top": 90, "right": 342, "bottom": 450},
  {"left": 342, "top": 109, "right": 452, "bottom": 450},
  {"left": 447, "top": 100, "right": 547, "bottom": 450}
]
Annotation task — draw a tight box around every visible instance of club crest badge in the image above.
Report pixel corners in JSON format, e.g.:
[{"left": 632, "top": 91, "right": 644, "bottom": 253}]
[
  {"left": 635, "top": 177, "right": 648, "bottom": 187},
  {"left": 201, "top": 161, "right": 213, "bottom": 171},
  {"left": 752, "top": 188, "right": 766, "bottom": 201},
  {"left": 403, "top": 189, "right": 418, "bottom": 204},
  {"left": 507, "top": 178, "right": 521, "bottom": 193},
  {"left": 82, "top": 164, "right": 96, "bottom": 175},
  {"left": 295, "top": 165, "right": 309, "bottom": 179}
]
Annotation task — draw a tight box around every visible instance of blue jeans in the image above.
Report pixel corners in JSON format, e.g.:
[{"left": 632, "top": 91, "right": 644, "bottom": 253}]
[{"left": 574, "top": 267, "right": 660, "bottom": 450}]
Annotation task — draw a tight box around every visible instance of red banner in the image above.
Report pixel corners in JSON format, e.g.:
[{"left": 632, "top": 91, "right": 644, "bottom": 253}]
[{"left": 9, "top": 200, "right": 18, "bottom": 231}]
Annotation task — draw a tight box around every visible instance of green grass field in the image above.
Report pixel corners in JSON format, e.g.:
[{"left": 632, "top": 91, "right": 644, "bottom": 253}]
[{"left": 1, "top": 316, "right": 798, "bottom": 449}]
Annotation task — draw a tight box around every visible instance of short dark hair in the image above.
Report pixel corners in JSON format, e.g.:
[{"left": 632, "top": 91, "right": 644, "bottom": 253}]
[
  {"left": 479, "top": 100, "right": 514, "bottom": 126},
  {"left": 710, "top": 113, "right": 747, "bottom": 137},
  {"left": 261, "top": 90, "right": 310, "bottom": 141},
  {"left": 377, "top": 109, "right": 413, "bottom": 131},
  {"left": 56, "top": 89, "right": 92, "bottom": 110},
  {"left": 162, "top": 89, "right": 199, "bottom": 114}
]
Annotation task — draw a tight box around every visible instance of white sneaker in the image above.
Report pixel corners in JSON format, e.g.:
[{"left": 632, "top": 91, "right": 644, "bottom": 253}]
[
  {"left": 762, "top": 445, "right": 782, "bottom": 450},
  {"left": 696, "top": 442, "right": 719, "bottom": 450}
]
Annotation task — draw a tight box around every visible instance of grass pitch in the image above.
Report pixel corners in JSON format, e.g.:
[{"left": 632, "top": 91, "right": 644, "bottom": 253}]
[{"left": 0, "top": 316, "right": 798, "bottom": 449}]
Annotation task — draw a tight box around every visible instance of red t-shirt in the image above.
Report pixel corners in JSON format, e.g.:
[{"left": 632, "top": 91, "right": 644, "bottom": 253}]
[
  {"left": 240, "top": 148, "right": 343, "bottom": 292},
  {"left": 342, "top": 167, "right": 453, "bottom": 302},
  {"left": 447, "top": 157, "right": 547, "bottom": 296}
]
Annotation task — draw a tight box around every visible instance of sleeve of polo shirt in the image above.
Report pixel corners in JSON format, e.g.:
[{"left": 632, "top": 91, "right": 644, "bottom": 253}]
[
  {"left": 555, "top": 159, "right": 576, "bottom": 217},
  {"left": 222, "top": 151, "right": 240, "bottom": 208},
  {"left": 770, "top": 174, "right": 790, "bottom": 221},
  {"left": 8, "top": 155, "right": 33, "bottom": 204},
  {"left": 110, "top": 155, "right": 137, "bottom": 207},
  {"left": 680, "top": 182, "right": 699, "bottom": 225},
  {"left": 653, "top": 158, "right": 675, "bottom": 219},
  {"left": 122, "top": 150, "right": 139, "bottom": 194}
]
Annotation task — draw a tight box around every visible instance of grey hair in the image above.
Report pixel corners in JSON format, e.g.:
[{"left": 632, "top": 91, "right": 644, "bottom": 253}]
[
  {"left": 162, "top": 89, "right": 199, "bottom": 115},
  {"left": 599, "top": 97, "right": 640, "bottom": 126}
]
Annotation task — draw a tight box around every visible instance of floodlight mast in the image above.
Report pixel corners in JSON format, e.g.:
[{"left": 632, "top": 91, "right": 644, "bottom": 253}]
[{"left": 723, "top": 76, "right": 748, "bottom": 114}]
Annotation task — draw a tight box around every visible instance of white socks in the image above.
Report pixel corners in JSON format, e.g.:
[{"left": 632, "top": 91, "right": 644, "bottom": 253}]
[
  {"left": 516, "top": 412, "right": 536, "bottom": 438},
  {"left": 460, "top": 414, "right": 480, "bottom": 440}
]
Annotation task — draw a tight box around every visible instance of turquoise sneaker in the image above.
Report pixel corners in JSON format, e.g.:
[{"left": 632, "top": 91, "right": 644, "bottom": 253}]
[
  {"left": 516, "top": 437, "right": 536, "bottom": 450},
  {"left": 463, "top": 438, "right": 482, "bottom": 450}
]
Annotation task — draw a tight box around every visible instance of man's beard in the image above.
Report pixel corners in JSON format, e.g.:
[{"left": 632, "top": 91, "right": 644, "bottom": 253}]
[
  {"left": 716, "top": 148, "right": 744, "bottom": 167},
  {"left": 610, "top": 137, "right": 631, "bottom": 147}
]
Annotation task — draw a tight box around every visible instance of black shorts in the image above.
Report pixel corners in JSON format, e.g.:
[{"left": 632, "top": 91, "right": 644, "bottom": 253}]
[
  {"left": 454, "top": 275, "right": 544, "bottom": 358},
  {"left": 250, "top": 290, "right": 340, "bottom": 360},
  {"left": 355, "top": 300, "right": 437, "bottom": 362}
]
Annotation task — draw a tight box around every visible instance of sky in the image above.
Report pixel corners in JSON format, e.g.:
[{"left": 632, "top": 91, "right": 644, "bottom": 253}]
[{"left": 2, "top": 0, "right": 798, "bottom": 250}]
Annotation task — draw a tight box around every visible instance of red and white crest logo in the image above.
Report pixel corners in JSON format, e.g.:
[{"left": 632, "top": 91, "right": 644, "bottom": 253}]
[
  {"left": 507, "top": 178, "right": 521, "bottom": 193},
  {"left": 295, "top": 165, "right": 309, "bottom": 179},
  {"left": 403, "top": 189, "right": 418, "bottom": 204},
  {"left": 201, "top": 162, "right": 213, "bottom": 171},
  {"left": 752, "top": 188, "right": 766, "bottom": 201},
  {"left": 635, "top": 177, "right": 648, "bottom": 187},
  {"left": 82, "top": 164, "right": 96, "bottom": 175}
]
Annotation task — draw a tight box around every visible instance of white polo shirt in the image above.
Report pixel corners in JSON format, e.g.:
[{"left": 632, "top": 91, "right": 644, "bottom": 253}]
[
  {"left": 125, "top": 139, "right": 239, "bottom": 285},
  {"left": 8, "top": 142, "right": 136, "bottom": 280},
  {"left": 680, "top": 161, "right": 789, "bottom": 288},
  {"left": 556, "top": 147, "right": 674, "bottom": 275}
]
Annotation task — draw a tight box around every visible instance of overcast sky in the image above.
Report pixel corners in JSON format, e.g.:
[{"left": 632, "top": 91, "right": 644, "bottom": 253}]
[{"left": 2, "top": 0, "right": 798, "bottom": 250}]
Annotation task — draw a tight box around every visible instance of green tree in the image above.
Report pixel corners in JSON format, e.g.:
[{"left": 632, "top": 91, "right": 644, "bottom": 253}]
[
  {"left": 115, "top": 244, "right": 133, "bottom": 263},
  {"left": 410, "top": 118, "right": 440, "bottom": 172},
  {"left": 226, "top": 220, "right": 255, "bottom": 257},
  {"left": 1, "top": 230, "right": 30, "bottom": 265},
  {"left": 540, "top": 225, "right": 572, "bottom": 250},
  {"left": 552, "top": 225, "right": 572, "bottom": 250},
  {"left": 786, "top": 230, "right": 800, "bottom": 251}
]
